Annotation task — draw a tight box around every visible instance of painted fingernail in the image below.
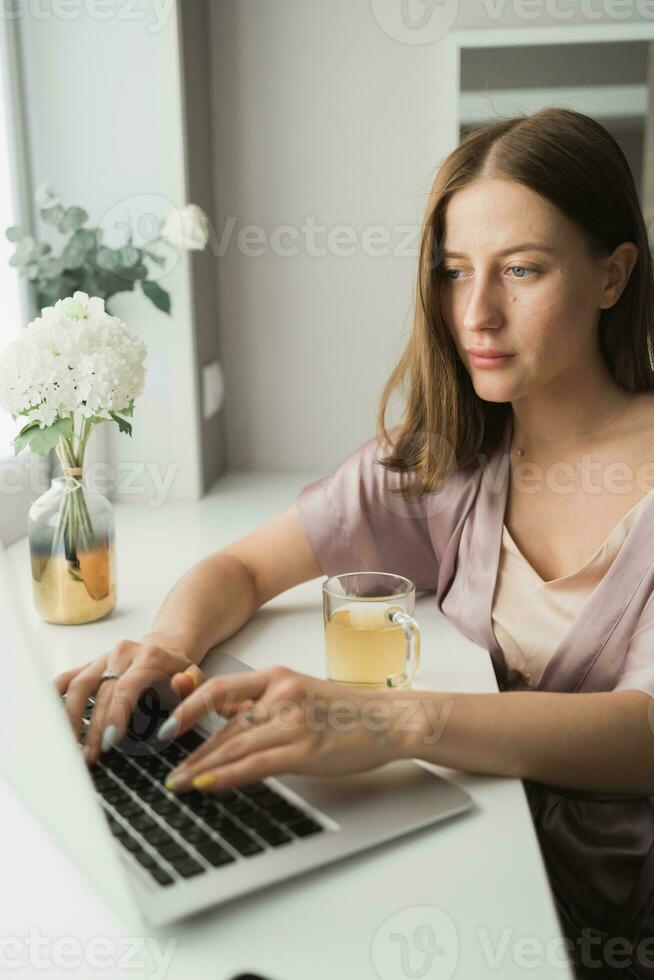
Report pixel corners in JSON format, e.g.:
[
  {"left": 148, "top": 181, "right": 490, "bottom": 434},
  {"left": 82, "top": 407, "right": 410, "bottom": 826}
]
[
  {"left": 101, "top": 724, "right": 117, "bottom": 753},
  {"left": 192, "top": 773, "right": 216, "bottom": 790},
  {"left": 164, "top": 771, "right": 191, "bottom": 792},
  {"left": 156, "top": 716, "right": 179, "bottom": 741}
]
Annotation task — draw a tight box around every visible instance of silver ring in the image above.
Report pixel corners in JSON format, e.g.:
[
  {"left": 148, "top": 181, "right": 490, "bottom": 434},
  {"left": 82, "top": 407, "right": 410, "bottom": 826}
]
[
  {"left": 243, "top": 704, "right": 263, "bottom": 726},
  {"left": 99, "top": 670, "right": 121, "bottom": 684}
]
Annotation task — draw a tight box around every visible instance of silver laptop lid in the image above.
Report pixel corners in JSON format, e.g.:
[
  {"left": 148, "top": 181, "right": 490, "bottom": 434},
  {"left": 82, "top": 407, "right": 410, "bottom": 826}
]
[{"left": 0, "top": 549, "right": 146, "bottom": 933}]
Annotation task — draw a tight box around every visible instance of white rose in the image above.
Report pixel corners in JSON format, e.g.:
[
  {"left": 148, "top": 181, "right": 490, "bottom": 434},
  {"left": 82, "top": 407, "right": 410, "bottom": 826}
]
[
  {"left": 160, "top": 204, "right": 209, "bottom": 251},
  {"left": 34, "top": 181, "right": 61, "bottom": 211}
]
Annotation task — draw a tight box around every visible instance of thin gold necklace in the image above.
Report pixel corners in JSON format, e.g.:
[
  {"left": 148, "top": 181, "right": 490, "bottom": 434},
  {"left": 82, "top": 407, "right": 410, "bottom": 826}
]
[{"left": 512, "top": 395, "right": 636, "bottom": 457}]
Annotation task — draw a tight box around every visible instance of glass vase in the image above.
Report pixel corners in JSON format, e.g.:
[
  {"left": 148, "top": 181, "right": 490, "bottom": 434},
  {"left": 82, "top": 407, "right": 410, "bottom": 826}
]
[{"left": 28, "top": 473, "right": 117, "bottom": 625}]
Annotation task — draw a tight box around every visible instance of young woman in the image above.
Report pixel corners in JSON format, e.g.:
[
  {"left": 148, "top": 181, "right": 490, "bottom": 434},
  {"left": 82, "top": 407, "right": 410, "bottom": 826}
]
[{"left": 56, "top": 107, "right": 654, "bottom": 979}]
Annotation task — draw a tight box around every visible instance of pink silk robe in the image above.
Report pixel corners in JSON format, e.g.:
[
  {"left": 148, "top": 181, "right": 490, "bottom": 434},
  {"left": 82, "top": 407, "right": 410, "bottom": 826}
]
[{"left": 297, "top": 413, "right": 654, "bottom": 979}]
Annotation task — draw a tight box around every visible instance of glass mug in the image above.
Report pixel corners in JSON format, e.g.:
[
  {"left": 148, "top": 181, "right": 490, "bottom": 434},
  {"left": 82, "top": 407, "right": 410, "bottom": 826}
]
[{"left": 323, "top": 572, "right": 421, "bottom": 690}]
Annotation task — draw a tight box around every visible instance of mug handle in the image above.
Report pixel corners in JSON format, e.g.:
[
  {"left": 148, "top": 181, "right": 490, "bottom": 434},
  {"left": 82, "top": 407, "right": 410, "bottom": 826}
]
[{"left": 385, "top": 606, "right": 420, "bottom": 689}]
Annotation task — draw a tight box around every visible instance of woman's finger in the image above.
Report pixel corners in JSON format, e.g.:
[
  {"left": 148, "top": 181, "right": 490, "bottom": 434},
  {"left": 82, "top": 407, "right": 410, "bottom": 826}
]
[
  {"left": 169, "top": 664, "right": 205, "bottom": 700},
  {"left": 171, "top": 742, "right": 304, "bottom": 794},
  {"left": 85, "top": 662, "right": 205, "bottom": 764},
  {"left": 95, "top": 649, "right": 208, "bottom": 753},
  {"left": 84, "top": 675, "right": 124, "bottom": 762},
  {"left": 82, "top": 650, "right": 143, "bottom": 762},
  {"left": 54, "top": 659, "right": 95, "bottom": 697},
  {"left": 95, "top": 662, "right": 188, "bottom": 753},
  {"left": 162, "top": 699, "right": 257, "bottom": 771},
  {"left": 155, "top": 669, "right": 276, "bottom": 742},
  {"left": 165, "top": 716, "right": 293, "bottom": 792},
  {"left": 225, "top": 697, "right": 256, "bottom": 718},
  {"left": 61, "top": 658, "right": 109, "bottom": 742}
]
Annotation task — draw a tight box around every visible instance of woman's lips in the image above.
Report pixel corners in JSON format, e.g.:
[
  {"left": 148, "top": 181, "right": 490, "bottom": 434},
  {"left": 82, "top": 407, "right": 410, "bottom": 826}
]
[{"left": 469, "top": 353, "right": 515, "bottom": 369}]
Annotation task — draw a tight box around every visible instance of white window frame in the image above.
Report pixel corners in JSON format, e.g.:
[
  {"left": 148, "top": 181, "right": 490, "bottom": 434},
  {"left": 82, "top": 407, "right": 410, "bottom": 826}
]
[
  {"left": 443, "top": 21, "right": 654, "bottom": 135},
  {"left": 0, "top": 15, "right": 50, "bottom": 548}
]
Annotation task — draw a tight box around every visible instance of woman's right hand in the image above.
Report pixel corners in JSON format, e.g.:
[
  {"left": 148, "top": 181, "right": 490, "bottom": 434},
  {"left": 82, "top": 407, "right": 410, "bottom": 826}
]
[{"left": 54, "top": 633, "right": 208, "bottom": 767}]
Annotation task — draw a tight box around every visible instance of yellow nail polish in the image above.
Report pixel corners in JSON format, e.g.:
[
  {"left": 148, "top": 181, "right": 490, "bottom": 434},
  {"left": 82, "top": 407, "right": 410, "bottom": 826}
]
[
  {"left": 192, "top": 773, "right": 216, "bottom": 790},
  {"left": 164, "top": 775, "right": 179, "bottom": 790}
]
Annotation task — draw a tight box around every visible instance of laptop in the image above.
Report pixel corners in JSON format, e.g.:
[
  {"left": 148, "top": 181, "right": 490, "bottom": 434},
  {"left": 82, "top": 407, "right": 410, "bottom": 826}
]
[{"left": 0, "top": 550, "right": 472, "bottom": 932}]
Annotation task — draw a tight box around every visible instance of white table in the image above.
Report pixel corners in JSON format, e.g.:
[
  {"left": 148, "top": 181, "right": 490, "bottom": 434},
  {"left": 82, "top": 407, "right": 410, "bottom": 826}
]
[{"left": 2, "top": 473, "right": 573, "bottom": 979}]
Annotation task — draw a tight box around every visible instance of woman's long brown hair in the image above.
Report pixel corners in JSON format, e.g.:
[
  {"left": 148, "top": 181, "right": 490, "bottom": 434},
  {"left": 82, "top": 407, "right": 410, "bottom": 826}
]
[{"left": 376, "top": 106, "right": 654, "bottom": 498}]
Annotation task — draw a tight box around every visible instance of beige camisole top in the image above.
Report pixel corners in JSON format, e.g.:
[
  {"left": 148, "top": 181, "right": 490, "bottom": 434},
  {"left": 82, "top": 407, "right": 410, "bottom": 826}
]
[{"left": 491, "top": 489, "right": 654, "bottom": 690}]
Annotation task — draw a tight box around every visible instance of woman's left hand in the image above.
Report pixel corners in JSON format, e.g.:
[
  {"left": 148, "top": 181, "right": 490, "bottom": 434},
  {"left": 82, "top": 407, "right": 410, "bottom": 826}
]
[{"left": 157, "top": 665, "right": 418, "bottom": 793}]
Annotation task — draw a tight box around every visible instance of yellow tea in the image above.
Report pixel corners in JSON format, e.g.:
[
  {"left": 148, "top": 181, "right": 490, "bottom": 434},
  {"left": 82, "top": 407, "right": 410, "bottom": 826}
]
[{"left": 325, "top": 601, "right": 420, "bottom": 689}]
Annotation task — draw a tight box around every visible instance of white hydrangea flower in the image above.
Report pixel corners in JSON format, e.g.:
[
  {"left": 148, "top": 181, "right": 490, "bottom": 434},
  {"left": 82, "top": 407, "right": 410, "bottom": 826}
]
[
  {"left": 54, "top": 290, "right": 106, "bottom": 322},
  {"left": 0, "top": 293, "right": 147, "bottom": 430}
]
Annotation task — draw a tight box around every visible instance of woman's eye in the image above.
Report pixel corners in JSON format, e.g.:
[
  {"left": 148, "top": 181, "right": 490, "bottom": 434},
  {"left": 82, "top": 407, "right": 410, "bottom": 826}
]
[
  {"left": 439, "top": 266, "right": 537, "bottom": 281},
  {"left": 507, "top": 265, "right": 537, "bottom": 278}
]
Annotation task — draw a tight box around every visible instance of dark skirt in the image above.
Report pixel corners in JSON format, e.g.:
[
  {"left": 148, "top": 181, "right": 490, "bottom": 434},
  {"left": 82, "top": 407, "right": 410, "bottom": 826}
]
[{"left": 524, "top": 780, "right": 654, "bottom": 980}]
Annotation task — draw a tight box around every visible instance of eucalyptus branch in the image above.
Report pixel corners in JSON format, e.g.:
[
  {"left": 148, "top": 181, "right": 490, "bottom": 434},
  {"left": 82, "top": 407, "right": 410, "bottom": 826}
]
[{"left": 1, "top": 181, "right": 214, "bottom": 314}]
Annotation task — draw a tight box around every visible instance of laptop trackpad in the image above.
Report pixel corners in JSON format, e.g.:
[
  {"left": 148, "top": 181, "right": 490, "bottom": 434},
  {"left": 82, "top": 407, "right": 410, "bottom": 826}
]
[{"left": 279, "top": 761, "right": 472, "bottom": 824}]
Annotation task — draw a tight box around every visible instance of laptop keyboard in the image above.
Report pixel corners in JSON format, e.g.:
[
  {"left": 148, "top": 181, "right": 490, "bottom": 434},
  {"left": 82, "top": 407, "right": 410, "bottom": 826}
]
[{"left": 75, "top": 697, "right": 324, "bottom": 888}]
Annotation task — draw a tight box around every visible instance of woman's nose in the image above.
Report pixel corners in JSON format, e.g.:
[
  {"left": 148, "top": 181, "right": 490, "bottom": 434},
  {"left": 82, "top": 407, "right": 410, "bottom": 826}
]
[{"left": 461, "top": 273, "right": 503, "bottom": 332}]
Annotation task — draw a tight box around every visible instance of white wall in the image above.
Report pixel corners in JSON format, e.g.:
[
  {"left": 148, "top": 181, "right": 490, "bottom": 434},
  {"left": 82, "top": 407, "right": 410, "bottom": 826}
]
[
  {"left": 208, "top": 0, "right": 654, "bottom": 473},
  {"left": 208, "top": 0, "right": 450, "bottom": 472},
  {"left": 16, "top": 0, "right": 202, "bottom": 504}
]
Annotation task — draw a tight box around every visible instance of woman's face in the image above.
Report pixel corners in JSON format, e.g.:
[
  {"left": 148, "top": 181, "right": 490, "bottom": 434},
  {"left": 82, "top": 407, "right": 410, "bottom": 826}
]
[{"left": 438, "top": 177, "right": 615, "bottom": 403}]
